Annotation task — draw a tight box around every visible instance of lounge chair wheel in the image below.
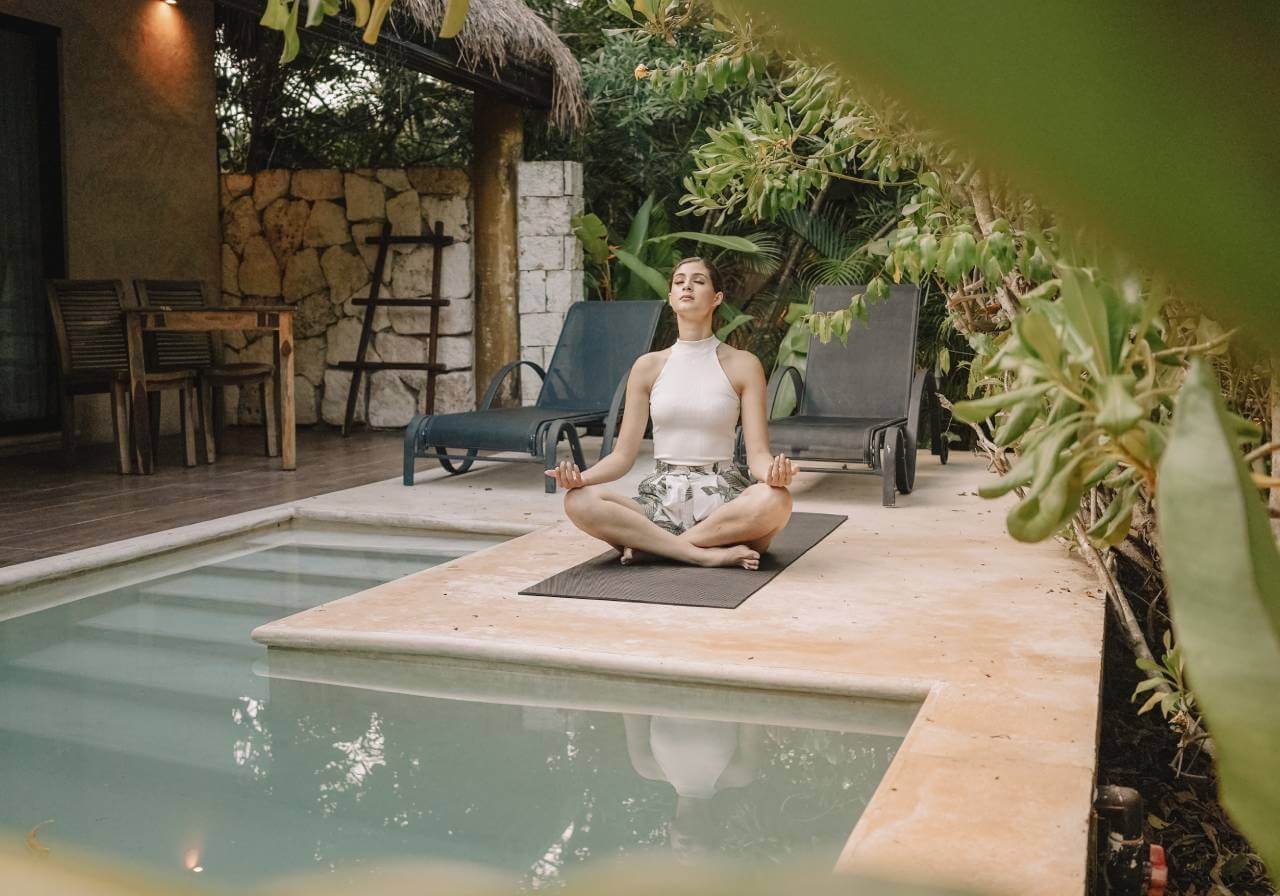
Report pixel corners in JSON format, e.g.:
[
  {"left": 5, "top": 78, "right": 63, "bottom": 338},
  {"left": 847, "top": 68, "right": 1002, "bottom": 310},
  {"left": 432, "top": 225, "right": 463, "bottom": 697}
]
[
  {"left": 881, "top": 432, "right": 899, "bottom": 507},
  {"left": 436, "top": 446, "right": 478, "bottom": 475},
  {"left": 896, "top": 428, "right": 915, "bottom": 495}
]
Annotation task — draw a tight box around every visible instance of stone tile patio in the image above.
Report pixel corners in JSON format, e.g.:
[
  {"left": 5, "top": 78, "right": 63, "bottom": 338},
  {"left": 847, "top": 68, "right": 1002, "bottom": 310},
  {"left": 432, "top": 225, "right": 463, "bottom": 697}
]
[{"left": 250, "top": 440, "right": 1105, "bottom": 896}]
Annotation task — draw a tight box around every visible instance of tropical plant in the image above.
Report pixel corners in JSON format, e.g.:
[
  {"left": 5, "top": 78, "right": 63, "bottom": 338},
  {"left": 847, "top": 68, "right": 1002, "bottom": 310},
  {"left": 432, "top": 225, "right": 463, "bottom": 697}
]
[
  {"left": 571, "top": 194, "right": 772, "bottom": 341},
  {"left": 715, "top": 0, "right": 1280, "bottom": 882},
  {"left": 216, "top": 27, "right": 471, "bottom": 170}
]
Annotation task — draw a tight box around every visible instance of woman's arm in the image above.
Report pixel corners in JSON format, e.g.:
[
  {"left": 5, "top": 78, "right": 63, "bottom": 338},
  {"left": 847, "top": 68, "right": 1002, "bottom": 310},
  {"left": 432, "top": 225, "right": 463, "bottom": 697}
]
[
  {"left": 546, "top": 355, "right": 655, "bottom": 489},
  {"left": 733, "top": 350, "right": 798, "bottom": 486}
]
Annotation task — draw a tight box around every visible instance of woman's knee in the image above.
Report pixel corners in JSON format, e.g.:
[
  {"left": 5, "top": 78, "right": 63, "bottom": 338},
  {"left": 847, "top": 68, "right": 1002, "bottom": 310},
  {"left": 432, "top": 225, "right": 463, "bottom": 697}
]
[
  {"left": 744, "top": 482, "right": 792, "bottom": 515},
  {"left": 563, "top": 484, "right": 602, "bottom": 522}
]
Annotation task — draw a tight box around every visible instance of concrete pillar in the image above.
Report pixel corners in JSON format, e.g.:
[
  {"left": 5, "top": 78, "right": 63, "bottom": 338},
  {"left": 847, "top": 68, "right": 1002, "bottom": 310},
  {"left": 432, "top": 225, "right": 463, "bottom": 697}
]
[{"left": 471, "top": 94, "right": 523, "bottom": 407}]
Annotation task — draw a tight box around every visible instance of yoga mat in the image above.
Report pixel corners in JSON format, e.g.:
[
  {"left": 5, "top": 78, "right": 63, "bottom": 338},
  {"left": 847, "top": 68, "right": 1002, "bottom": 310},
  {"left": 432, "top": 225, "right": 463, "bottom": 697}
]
[{"left": 519, "top": 512, "right": 847, "bottom": 609}]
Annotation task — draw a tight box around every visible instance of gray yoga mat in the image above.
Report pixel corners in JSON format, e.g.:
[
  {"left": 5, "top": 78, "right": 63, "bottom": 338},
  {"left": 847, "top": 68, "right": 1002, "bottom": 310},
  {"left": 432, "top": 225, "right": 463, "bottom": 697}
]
[{"left": 519, "top": 512, "right": 847, "bottom": 609}]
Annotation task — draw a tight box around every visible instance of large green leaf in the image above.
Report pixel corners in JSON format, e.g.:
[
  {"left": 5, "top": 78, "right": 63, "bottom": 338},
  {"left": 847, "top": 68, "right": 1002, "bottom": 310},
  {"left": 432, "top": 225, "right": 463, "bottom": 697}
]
[
  {"left": 571, "top": 213, "right": 611, "bottom": 267},
  {"left": 622, "top": 193, "right": 655, "bottom": 260},
  {"left": 1157, "top": 358, "right": 1280, "bottom": 874},
  {"left": 715, "top": 301, "right": 754, "bottom": 340},
  {"left": 650, "top": 232, "right": 763, "bottom": 254},
  {"left": 612, "top": 247, "right": 668, "bottom": 299},
  {"left": 734, "top": 2, "right": 1280, "bottom": 336}
]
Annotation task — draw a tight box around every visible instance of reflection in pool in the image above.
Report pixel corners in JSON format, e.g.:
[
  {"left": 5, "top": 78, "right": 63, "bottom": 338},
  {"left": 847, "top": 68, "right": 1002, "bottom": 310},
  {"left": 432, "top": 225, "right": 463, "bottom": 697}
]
[{"left": 0, "top": 529, "right": 904, "bottom": 887}]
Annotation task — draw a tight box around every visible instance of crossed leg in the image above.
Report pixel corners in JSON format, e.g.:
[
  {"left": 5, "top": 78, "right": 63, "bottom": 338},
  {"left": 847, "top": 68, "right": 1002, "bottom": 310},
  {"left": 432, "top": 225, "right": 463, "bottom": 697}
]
[
  {"left": 677, "top": 483, "right": 792, "bottom": 553},
  {"left": 563, "top": 483, "right": 792, "bottom": 570},
  {"left": 563, "top": 486, "right": 762, "bottom": 569}
]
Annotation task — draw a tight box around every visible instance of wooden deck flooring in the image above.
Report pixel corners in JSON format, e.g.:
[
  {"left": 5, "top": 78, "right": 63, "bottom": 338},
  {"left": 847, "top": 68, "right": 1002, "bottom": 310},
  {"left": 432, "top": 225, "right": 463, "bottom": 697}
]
[{"left": 0, "top": 427, "right": 405, "bottom": 569}]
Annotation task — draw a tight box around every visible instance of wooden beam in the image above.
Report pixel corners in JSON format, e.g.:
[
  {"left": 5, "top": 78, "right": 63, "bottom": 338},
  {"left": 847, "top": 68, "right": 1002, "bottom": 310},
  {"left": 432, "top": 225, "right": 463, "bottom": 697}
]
[
  {"left": 471, "top": 94, "right": 523, "bottom": 408},
  {"left": 215, "top": 0, "right": 553, "bottom": 109}
]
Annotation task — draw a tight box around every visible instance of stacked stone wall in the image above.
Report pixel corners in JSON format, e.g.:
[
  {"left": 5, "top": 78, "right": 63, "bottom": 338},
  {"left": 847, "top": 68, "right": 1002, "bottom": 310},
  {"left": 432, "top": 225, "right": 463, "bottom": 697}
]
[
  {"left": 218, "top": 167, "right": 474, "bottom": 428},
  {"left": 516, "top": 161, "right": 585, "bottom": 403}
]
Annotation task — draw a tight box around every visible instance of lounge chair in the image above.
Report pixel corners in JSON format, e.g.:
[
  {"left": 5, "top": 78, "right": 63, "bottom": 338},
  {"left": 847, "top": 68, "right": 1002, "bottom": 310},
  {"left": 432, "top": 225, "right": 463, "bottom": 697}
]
[
  {"left": 403, "top": 300, "right": 665, "bottom": 492},
  {"left": 134, "top": 280, "right": 277, "bottom": 464},
  {"left": 750, "top": 283, "right": 948, "bottom": 506}
]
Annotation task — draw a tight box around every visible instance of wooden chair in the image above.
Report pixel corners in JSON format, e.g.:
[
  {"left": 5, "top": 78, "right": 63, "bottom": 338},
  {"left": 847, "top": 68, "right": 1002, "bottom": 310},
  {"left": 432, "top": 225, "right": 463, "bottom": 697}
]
[
  {"left": 46, "top": 279, "right": 198, "bottom": 473},
  {"left": 134, "top": 280, "right": 276, "bottom": 464}
]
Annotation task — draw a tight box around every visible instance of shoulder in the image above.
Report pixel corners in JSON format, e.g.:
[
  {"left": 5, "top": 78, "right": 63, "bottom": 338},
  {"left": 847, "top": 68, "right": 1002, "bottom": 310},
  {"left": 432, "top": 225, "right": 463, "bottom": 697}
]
[
  {"left": 716, "top": 343, "right": 765, "bottom": 385},
  {"left": 631, "top": 349, "right": 671, "bottom": 385}
]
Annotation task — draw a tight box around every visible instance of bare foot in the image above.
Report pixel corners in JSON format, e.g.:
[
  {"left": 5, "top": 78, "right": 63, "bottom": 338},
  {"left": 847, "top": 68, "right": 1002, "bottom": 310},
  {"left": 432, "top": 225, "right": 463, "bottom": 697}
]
[
  {"left": 620, "top": 547, "right": 648, "bottom": 565},
  {"left": 695, "top": 545, "right": 761, "bottom": 570}
]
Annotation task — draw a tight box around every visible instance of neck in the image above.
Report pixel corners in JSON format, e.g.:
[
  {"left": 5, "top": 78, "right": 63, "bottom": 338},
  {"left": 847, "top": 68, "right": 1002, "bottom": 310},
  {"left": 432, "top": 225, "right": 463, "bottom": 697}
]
[{"left": 675, "top": 320, "right": 715, "bottom": 342}]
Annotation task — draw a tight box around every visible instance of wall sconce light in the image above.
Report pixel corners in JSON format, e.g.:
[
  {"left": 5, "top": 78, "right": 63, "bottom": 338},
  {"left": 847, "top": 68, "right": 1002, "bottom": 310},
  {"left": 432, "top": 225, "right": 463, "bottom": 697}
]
[{"left": 163, "top": 0, "right": 178, "bottom": 6}]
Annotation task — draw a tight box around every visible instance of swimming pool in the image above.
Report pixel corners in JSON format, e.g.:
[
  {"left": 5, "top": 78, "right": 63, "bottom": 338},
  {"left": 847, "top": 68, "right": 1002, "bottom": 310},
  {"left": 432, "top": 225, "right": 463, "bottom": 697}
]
[{"left": 0, "top": 525, "right": 905, "bottom": 888}]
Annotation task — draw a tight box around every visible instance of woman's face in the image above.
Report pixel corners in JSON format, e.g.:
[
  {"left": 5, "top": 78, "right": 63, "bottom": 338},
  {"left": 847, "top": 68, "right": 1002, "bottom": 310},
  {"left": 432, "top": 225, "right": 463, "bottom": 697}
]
[{"left": 668, "top": 261, "right": 722, "bottom": 319}]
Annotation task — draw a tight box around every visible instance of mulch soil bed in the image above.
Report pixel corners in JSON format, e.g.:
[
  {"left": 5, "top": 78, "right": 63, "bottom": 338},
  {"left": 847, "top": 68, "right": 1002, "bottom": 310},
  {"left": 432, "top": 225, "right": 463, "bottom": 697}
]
[{"left": 1098, "top": 613, "right": 1274, "bottom": 895}]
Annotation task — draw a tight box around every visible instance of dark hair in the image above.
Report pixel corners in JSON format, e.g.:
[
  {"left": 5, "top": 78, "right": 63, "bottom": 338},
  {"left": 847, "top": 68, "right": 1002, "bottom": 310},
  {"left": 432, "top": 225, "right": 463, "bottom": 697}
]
[{"left": 670, "top": 256, "right": 722, "bottom": 293}]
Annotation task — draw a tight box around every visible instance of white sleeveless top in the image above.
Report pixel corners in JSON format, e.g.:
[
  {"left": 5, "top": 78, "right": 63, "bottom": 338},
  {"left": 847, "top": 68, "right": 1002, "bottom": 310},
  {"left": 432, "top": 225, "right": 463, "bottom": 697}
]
[
  {"left": 650, "top": 336, "right": 739, "bottom": 466},
  {"left": 648, "top": 715, "right": 739, "bottom": 799}
]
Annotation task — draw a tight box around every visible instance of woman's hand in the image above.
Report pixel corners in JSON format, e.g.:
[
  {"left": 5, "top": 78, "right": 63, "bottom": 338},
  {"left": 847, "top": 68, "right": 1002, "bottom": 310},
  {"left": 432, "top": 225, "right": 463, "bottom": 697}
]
[
  {"left": 545, "top": 459, "right": 587, "bottom": 489},
  {"left": 765, "top": 453, "right": 799, "bottom": 488}
]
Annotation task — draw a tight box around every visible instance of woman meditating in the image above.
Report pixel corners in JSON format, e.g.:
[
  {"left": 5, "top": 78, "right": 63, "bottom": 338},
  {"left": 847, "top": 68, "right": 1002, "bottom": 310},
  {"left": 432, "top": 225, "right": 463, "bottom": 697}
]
[{"left": 546, "top": 257, "right": 797, "bottom": 570}]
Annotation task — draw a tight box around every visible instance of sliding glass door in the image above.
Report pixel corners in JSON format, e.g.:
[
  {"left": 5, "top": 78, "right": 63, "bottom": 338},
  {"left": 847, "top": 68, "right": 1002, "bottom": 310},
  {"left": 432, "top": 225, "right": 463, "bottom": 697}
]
[{"left": 0, "top": 14, "right": 64, "bottom": 436}]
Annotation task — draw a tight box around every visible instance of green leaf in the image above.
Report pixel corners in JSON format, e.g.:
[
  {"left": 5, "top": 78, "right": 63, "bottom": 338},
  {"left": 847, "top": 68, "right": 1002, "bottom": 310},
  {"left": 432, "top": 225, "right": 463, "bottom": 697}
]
[
  {"left": 279, "top": 0, "right": 301, "bottom": 64},
  {"left": 1086, "top": 488, "right": 1135, "bottom": 547},
  {"left": 1006, "top": 450, "right": 1089, "bottom": 542},
  {"left": 1094, "top": 373, "right": 1143, "bottom": 437},
  {"left": 606, "top": 0, "right": 636, "bottom": 22},
  {"left": 260, "top": 0, "right": 291, "bottom": 29},
  {"left": 1157, "top": 358, "right": 1280, "bottom": 875},
  {"left": 716, "top": 301, "right": 754, "bottom": 340},
  {"left": 623, "top": 194, "right": 655, "bottom": 260},
  {"left": 1136, "top": 691, "right": 1164, "bottom": 715},
  {"left": 571, "top": 213, "right": 610, "bottom": 267},
  {"left": 1058, "top": 268, "right": 1113, "bottom": 375},
  {"left": 652, "top": 232, "right": 762, "bottom": 254},
  {"left": 993, "top": 400, "right": 1042, "bottom": 447},
  {"left": 438, "top": 0, "right": 470, "bottom": 38},
  {"left": 305, "top": 0, "right": 328, "bottom": 27},
  {"left": 1015, "top": 306, "right": 1061, "bottom": 368},
  {"left": 953, "top": 383, "right": 1053, "bottom": 423},
  {"left": 612, "top": 247, "right": 668, "bottom": 300}
]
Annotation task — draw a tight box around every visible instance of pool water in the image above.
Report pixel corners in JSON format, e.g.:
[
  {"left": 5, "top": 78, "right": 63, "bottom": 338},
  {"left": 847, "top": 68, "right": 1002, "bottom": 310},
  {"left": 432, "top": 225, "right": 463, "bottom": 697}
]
[{"left": 0, "top": 529, "right": 902, "bottom": 888}]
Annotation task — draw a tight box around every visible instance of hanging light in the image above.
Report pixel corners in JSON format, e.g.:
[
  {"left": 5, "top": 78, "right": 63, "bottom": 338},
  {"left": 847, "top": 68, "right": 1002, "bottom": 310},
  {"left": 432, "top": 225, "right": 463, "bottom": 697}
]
[{"left": 162, "top": 0, "right": 178, "bottom": 6}]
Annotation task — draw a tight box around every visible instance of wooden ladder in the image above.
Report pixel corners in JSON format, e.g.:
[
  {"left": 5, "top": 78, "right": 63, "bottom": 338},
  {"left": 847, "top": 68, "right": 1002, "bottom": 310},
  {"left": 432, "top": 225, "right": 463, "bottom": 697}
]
[{"left": 338, "top": 219, "right": 455, "bottom": 435}]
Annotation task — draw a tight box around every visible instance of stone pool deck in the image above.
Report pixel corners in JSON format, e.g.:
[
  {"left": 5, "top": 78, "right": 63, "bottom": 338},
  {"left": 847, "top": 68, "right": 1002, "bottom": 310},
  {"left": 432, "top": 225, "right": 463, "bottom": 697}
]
[{"left": 250, "top": 442, "right": 1105, "bottom": 896}]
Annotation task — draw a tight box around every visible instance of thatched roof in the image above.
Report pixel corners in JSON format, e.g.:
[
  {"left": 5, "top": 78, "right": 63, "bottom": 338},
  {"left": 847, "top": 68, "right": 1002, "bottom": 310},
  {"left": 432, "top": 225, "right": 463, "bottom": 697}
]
[
  {"left": 398, "top": 1, "right": 586, "bottom": 131},
  {"left": 216, "top": 0, "right": 585, "bottom": 131}
]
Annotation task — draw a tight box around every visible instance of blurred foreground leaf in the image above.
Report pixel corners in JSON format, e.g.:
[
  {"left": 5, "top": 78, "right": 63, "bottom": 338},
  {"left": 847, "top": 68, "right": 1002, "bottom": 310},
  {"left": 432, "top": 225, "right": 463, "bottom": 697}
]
[
  {"left": 0, "top": 847, "right": 977, "bottom": 896},
  {"left": 735, "top": 1, "right": 1280, "bottom": 335},
  {"left": 1157, "top": 358, "right": 1280, "bottom": 874}
]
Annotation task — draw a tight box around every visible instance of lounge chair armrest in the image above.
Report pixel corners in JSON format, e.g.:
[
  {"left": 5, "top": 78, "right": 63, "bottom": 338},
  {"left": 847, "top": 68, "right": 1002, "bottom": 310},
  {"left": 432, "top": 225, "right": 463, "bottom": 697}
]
[
  {"left": 766, "top": 365, "right": 805, "bottom": 420},
  {"left": 599, "top": 371, "right": 630, "bottom": 460},
  {"left": 480, "top": 360, "right": 546, "bottom": 411}
]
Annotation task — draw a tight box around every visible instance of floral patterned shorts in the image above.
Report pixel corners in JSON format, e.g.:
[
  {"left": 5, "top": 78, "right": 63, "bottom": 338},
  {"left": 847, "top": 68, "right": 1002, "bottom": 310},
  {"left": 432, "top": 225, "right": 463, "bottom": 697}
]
[{"left": 634, "top": 461, "right": 754, "bottom": 535}]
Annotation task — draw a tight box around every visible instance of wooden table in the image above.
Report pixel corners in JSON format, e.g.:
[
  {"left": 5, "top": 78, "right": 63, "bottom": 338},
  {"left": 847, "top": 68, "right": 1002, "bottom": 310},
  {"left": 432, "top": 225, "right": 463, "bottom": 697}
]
[{"left": 124, "top": 306, "right": 295, "bottom": 473}]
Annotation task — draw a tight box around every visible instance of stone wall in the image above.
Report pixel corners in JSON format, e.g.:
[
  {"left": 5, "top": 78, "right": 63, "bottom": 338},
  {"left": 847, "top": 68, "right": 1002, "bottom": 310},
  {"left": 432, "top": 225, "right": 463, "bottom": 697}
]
[
  {"left": 517, "top": 161, "right": 585, "bottom": 403},
  {"left": 218, "top": 167, "right": 474, "bottom": 428}
]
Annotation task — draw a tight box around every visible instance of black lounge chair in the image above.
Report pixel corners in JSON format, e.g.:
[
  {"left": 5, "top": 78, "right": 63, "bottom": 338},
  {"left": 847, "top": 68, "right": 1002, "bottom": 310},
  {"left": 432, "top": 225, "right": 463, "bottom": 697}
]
[
  {"left": 403, "top": 300, "right": 664, "bottom": 492},
  {"left": 751, "top": 283, "right": 948, "bottom": 507}
]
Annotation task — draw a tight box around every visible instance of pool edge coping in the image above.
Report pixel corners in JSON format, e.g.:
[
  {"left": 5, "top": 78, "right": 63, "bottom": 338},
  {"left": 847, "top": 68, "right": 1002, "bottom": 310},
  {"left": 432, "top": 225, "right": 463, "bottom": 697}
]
[{"left": 0, "top": 499, "right": 541, "bottom": 595}]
